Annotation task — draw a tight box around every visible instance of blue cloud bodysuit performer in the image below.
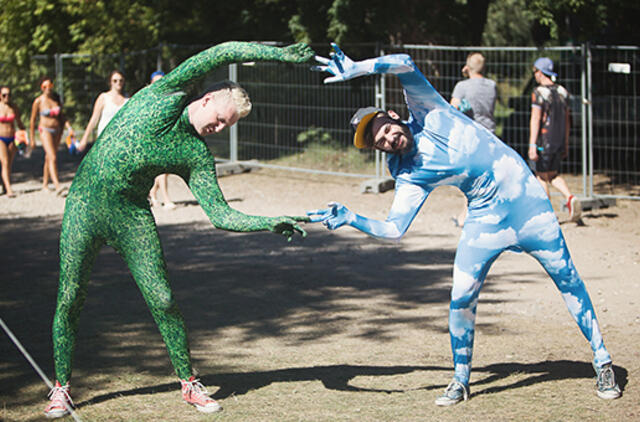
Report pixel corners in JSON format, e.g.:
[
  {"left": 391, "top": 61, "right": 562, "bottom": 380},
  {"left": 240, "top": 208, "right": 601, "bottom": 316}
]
[{"left": 308, "top": 44, "right": 621, "bottom": 406}]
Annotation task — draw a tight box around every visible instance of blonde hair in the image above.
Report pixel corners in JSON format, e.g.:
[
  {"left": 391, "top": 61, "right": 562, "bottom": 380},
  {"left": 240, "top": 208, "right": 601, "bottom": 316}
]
[
  {"left": 465, "top": 52, "right": 485, "bottom": 75},
  {"left": 206, "top": 80, "right": 252, "bottom": 118}
]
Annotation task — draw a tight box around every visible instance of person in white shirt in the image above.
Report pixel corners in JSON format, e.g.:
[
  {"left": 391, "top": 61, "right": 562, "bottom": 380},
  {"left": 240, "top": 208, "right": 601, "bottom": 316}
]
[{"left": 78, "top": 70, "right": 129, "bottom": 151}]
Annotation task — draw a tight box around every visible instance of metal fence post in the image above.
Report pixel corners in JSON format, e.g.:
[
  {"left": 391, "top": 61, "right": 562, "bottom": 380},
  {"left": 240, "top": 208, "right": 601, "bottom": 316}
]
[
  {"left": 55, "top": 53, "right": 64, "bottom": 103},
  {"left": 229, "top": 63, "right": 238, "bottom": 162},
  {"left": 580, "top": 43, "right": 588, "bottom": 197},
  {"left": 375, "top": 45, "right": 387, "bottom": 179},
  {"left": 586, "top": 43, "right": 594, "bottom": 198},
  {"left": 157, "top": 42, "right": 164, "bottom": 71}
]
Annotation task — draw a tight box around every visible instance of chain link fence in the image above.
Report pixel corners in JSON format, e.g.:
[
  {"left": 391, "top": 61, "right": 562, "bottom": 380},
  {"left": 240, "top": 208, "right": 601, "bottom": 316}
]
[
  {"left": 588, "top": 46, "right": 640, "bottom": 198},
  {"left": 28, "top": 43, "right": 640, "bottom": 199}
]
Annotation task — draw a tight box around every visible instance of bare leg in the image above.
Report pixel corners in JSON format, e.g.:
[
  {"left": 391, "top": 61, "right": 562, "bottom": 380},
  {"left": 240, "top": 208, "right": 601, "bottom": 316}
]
[
  {"left": 535, "top": 174, "right": 551, "bottom": 198},
  {"left": 41, "top": 129, "right": 60, "bottom": 191},
  {"left": 52, "top": 130, "right": 66, "bottom": 194},
  {"left": 0, "top": 141, "right": 15, "bottom": 196},
  {"left": 159, "top": 174, "right": 175, "bottom": 208},
  {"left": 150, "top": 174, "right": 175, "bottom": 208},
  {"left": 550, "top": 175, "right": 572, "bottom": 201},
  {"left": 149, "top": 177, "right": 160, "bottom": 205}
]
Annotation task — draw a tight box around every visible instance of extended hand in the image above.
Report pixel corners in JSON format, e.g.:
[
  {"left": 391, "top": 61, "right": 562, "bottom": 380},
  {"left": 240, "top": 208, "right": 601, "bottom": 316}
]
[
  {"left": 281, "top": 43, "right": 315, "bottom": 63},
  {"left": 312, "top": 43, "right": 370, "bottom": 83},
  {"left": 270, "top": 216, "right": 309, "bottom": 242},
  {"left": 306, "top": 202, "right": 354, "bottom": 230}
]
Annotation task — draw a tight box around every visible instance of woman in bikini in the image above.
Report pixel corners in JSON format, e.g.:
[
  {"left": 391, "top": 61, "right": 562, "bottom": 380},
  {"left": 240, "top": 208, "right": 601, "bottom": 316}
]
[
  {"left": 0, "top": 85, "right": 26, "bottom": 197},
  {"left": 29, "top": 76, "right": 74, "bottom": 193},
  {"left": 78, "top": 70, "right": 129, "bottom": 151}
]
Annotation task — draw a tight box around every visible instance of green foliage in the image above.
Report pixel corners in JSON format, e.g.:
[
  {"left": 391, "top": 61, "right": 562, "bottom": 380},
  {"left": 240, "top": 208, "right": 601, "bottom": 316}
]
[
  {"left": 291, "top": 126, "right": 375, "bottom": 174},
  {"left": 524, "top": 0, "right": 640, "bottom": 45},
  {"left": 64, "top": 0, "right": 161, "bottom": 55},
  {"left": 0, "top": 0, "right": 636, "bottom": 128},
  {"left": 297, "top": 127, "right": 339, "bottom": 148},
  {"left": 482, "top": 0, "right": 537, "bottom": 46}
]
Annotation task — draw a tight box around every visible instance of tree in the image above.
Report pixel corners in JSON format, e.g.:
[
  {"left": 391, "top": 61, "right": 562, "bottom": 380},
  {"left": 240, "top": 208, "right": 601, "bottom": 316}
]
[
  {"left": 482, "top": 0, "right": 537, "bottom": 46},
  {"left": 526, "top": 0, "right": 640, "bottom": 45}
]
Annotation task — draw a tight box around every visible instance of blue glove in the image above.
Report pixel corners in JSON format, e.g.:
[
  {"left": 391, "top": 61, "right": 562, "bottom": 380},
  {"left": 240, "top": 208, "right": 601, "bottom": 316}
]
[
  {"left": 311, "top": 43, "right": 373, "bottom": 84},
  {"left": 458, "top": 98, "right": 472, "bottom": 114},
  {"left": 306, "top": 202, "right": 355, "bottom": 230}
]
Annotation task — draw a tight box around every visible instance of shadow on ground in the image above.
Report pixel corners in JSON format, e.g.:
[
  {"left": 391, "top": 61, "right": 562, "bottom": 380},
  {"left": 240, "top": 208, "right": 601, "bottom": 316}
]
[
  {"left": 0, "top": 204, "right": 543, "bottom": 407},
  {"left": 8, "top": 147, "right": 82, "bottom": 188},
  {"left": 72, "top": 360, "right": 628, "bottom": 409}
]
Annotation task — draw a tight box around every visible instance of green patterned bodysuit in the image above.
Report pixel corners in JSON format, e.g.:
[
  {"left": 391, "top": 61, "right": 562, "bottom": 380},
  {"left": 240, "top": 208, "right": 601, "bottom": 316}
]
[{"left": 52, "top": 42, "right": 314, "bottom": 383}]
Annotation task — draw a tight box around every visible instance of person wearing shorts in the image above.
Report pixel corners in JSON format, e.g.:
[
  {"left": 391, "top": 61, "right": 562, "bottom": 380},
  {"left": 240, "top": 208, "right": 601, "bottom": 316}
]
[{"left": 529, "top": 57, "right": 581, "bottom": 221}]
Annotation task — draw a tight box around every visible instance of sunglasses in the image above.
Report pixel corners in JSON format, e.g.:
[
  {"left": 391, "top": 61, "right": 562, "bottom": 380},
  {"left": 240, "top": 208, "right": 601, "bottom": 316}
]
[
  {"left": 0, "top": 93, "right": 10, "bottom": 97},
  {"left": 111, "top": 78, "right": 124, "bottom": 83},
  {"left": 41, "top": 81, "right": 54, "bottom": 90}
]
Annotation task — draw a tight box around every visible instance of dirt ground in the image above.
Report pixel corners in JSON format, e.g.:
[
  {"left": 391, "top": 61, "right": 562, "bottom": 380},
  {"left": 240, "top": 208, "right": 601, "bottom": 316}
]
[{"left": 1, "top": 148, "right": 639, "bottom": 421}]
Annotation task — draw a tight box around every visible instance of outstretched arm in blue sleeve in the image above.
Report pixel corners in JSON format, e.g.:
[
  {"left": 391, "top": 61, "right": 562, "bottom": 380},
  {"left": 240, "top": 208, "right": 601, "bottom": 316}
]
[
  {"left": 307, "top": 183, "right": 429, "bottom": 241},
  {"left": 313, "top": 43, "right": 451, "bottom": 124}
]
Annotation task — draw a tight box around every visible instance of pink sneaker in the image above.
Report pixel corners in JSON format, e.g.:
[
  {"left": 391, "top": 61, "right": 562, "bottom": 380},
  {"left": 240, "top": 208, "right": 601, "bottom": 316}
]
[
  {"left": 180, "top": 376, "right": 222, "bottom": 413},
  {"left": 44, "top": 381, "right": 74, "bottom": 419}
]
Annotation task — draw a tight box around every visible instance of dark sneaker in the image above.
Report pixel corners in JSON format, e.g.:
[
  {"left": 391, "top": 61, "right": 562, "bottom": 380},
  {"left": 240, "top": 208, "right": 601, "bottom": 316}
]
[
  {"left": 567, "top": 195, "right": 582, "bottom": 221},
  {"left": 595, "top": 363, "right": 621, "bottom": 399},
  {"left": 181, "top": 376, "right": 222, "bottom": 413},
  {"left": 435, "top": 380, "right": 469, "bottom": 406},
  {"left": 44, "top": 381, "right": 74, "bottom": 419}
]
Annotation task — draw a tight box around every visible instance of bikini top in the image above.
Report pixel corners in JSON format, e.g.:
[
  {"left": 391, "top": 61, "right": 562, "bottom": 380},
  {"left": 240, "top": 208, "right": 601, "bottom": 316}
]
[
  {"left": 0, "top": 114, "right": 15, "bottom": 123},
  {"left": 40, "top": 106, "right": 61, "bottom": 117}
]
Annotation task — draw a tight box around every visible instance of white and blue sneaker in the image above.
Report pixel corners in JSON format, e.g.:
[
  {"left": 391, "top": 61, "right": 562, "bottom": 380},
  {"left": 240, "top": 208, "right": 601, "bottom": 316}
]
[
  {"left": 594, "top": 363, "right": 621, "bottom": 399},
  {"left": 435, "top": 380, "right": 469, "bottom": 406}
]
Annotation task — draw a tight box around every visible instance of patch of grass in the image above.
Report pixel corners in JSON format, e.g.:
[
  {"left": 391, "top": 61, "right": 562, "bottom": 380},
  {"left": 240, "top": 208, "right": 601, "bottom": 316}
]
[{"left": 268, "top": 143, "right": 377, "bottom": 175}]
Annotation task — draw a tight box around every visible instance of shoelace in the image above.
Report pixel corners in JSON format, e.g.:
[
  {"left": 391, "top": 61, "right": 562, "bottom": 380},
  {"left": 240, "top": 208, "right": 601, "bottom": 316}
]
[
  {"left": 48, "top": 384, "right": 74, "bottom": 408},
  {"left": 182, "top": 378, "right": 209, "bottom": 397},
  {"left": 445, "top": 380, "right": 469, "bottom": 401},
  {"left": 598, "top": 366, "right": 614, "bottom": 388}
]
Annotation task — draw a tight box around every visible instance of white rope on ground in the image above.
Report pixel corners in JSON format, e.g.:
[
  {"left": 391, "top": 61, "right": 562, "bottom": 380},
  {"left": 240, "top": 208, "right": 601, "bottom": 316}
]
[{"left": 0, "top": 316, "right": 83, "bottom": 422}]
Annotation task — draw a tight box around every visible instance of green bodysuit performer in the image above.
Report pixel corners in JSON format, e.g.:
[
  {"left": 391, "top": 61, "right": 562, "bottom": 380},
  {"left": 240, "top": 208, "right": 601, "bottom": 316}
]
[{"left": 44, "top": 42, "right": 314, "bottom": 419}]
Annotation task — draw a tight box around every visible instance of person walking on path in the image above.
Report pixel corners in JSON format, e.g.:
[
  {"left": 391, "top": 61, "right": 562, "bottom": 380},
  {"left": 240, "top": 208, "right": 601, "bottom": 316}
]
[
  {"left": 78, "top": 70, "right": 129, "bottom": 151},
  {"left": 0, "top": 85, "right": 26, "bottom": 197},
  {"left": 29, "top": 76, "right": 75, "bottom": 194},
  {"left": 529, "top": 57, "right": 581, "bottom": 221},
  {"left": 450, "top": 52, "right": 497, "bottom": 133}
]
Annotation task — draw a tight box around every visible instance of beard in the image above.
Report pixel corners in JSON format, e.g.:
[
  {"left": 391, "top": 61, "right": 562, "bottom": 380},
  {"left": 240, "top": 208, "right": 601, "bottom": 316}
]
[{"left": 391, "top": 119, "right": 414, "bottom": 154}]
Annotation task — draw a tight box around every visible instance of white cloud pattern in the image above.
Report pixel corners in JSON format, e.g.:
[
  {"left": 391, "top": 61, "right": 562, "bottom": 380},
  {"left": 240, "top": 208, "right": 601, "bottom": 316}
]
[
  {"left": 493, "top": 154, "right": 524, "bottom": 201},
  {"left": 448, "top": 119, "right": 480, "bottom": 163},
  {"left": 519, "top": 212, "right": 559, "bottom": 242},
  {"left": 468, "top": 227, "right": 517, "bottom": 249},
  {"left": 562, "top": 292, "right": 582, "bottom": 316},
  {"left": 475, "top": 213, "right": 501, "bottom": 224},
  {"left": 530, "top": 248, "right": 566, "bottom": 274},
  {"left": 525, "top": 175, "right": 548, "bottom": 198}
]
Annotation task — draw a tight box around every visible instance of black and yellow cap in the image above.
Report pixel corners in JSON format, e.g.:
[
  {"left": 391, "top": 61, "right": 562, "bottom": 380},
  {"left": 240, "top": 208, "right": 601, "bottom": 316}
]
[{"left": 350, "top": 107, "right": 384, "bottom": 149}]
